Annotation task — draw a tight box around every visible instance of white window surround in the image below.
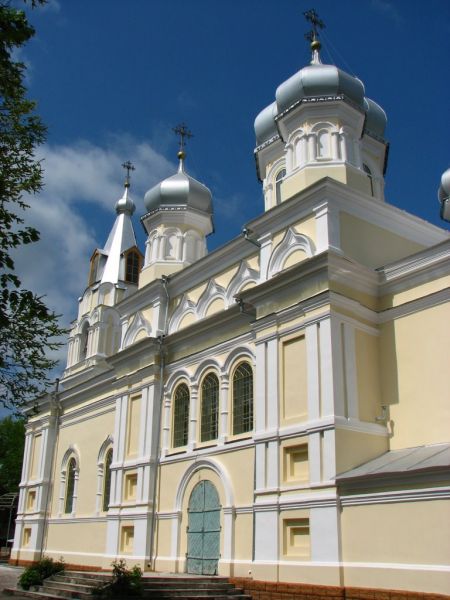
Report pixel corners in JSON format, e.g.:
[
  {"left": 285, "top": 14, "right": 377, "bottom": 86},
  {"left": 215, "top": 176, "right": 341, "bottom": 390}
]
[
  {"left": 58, "top": 445, "right": 80, "bottom": 517},
  {"left": 95, "top": 435, "right": 114, "bottom": 515},
  {"left": 267, "top": 228, "right": 316, "bottom": 278}
]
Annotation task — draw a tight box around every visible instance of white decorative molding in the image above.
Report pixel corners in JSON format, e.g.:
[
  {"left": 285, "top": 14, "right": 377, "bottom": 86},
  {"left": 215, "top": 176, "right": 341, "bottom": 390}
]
[
  {"left": 197, "top": 279, "right": 226, "bottom": 318},
  {"left": 267, "top": 227, "right": 315, "bottom": 278},
  {"left": 168, "top": 295, "right": 196, "bottom": 334},
  {"left": 340, "top": 486, "right": 450, "bottom": 506},
  {"left": 122, "top": 311, "right": 152, "bottom": 349},
  {"left": 226, "top": 260, "right": 259, "bottom": 306}
]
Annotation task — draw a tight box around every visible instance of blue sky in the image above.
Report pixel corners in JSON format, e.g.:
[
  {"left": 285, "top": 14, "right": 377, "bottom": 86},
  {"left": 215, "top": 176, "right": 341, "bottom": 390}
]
[{"left": 13, "top": 0, "right": 450, "bottom": 369}]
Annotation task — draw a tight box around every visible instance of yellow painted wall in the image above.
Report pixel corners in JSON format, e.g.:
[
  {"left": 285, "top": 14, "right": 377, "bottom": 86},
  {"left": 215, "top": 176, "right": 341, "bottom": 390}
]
[
  {"left": 355, "top": 330, "right": 381, "bottom": 422},
  {"left": 46, "top": 521, "right": 107, "bottom": 555},
  {"left": 280, "top": 335, "right": 308, "bottom": 425},
  {"left": 380, "top": 303, "right": 450, "bottom": 448},
  {"left": 341, "top": 500, "right": 450, "bottom": 565},
  {"left": 340, "top": 212, "right": 424, "bottom": 268},
  {"left": 50, "top": 408, "right": 115, "bottom": 516},
  {"left": 335, "top": 429, "right": 388, "bottom": 475}
]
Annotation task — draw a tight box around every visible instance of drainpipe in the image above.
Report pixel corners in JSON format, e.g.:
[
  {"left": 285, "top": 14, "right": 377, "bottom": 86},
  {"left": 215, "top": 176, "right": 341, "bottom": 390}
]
[
  {"left": 40, "top": 378, "right": 61, "bottom": 560},
  {"left": 242, "top": 227, "right": 261, "bottom": 248},
  {"left": 148, "top": 276, "right": 170, "bottom": 570}
]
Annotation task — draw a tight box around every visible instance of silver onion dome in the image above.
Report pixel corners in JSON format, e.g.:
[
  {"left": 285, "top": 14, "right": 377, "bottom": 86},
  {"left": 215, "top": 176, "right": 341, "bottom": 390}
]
[
  {"left": 438, "top": 167, "right": 450, "bottom": 204},
  {"left": 254, "top": 48, "right": 387, "bottom": 146},
  {"left": 144, "top": 155, "right": 212, "bottom": 215},
  {"left": 115, "top": 184, "right": 135, "bottom": 215},
  {"left": 276, "top": 63, "right": 366, "bottom": 114}
]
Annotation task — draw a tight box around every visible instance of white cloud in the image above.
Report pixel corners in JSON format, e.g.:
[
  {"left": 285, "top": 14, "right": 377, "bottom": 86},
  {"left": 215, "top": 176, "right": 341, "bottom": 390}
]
[
  {"left": 370, "top": 0, "right": 404, "bottom": 25},
  {"left": 12, "top": 137, "right": 174, "bottom": 373}
]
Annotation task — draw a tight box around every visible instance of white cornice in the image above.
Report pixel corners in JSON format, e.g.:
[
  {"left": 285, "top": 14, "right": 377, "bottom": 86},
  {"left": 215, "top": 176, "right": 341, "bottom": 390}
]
[
  {"left": 378, "top": 287, "right": 450, "bottom": 323},
  {"left": 340, "top": 486, "right": 450, "bottom": 506}
]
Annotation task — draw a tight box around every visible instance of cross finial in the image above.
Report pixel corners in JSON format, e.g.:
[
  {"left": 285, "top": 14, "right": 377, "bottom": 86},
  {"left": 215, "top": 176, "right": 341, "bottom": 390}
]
[
  {"left": 304, "top": 8, "right": 325, "bottom": 62},
  {"left": 173, "top": 123, "right": 193, "bottom": 159},
  {"left": 122, "top": 160, "right": 135, "bottom": 188}
]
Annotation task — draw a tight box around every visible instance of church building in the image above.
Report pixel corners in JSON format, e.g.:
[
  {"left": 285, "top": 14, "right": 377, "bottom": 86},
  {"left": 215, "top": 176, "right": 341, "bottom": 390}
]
[{"left": 11, "top": 14, "right": 450, "bottom": 599}]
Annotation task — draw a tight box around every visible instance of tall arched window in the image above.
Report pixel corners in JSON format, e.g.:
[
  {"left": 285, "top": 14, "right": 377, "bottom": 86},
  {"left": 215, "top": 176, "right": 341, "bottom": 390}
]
[
  {"left": 232, "top": 362, "right": 253, "bottom": 435},
  {"left": 64, "top": 457, "right": 77, "bottom": 514},
  {"left": 173, "top": 383, "right": 190, "bottom": 447},
  {"left": 363, "top": 164, "right": 374, "bottom": 196},
  {"left": 80, "top": 322, "right": 89, "bottom": 362},
  {"left": 201, "top": 373, "right": 219, "bottom": 442},
  {"left": 102, "top": 448, "right": 113, "bottom": 512},
  {"left": 125, "top": 250, "right": 140, "bottom": 284},
  {"left": 275, "top": 168, "right": 286, "bottom": 205}
]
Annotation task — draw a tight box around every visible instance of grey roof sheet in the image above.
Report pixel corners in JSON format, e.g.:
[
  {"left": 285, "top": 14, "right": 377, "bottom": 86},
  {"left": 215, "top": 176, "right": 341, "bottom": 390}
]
[{"left": 337, "top": 443, "right": 450, "bottom": 481}]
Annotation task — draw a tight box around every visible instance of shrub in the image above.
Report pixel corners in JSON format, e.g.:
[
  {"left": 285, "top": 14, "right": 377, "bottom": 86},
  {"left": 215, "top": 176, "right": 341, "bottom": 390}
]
[
  {"left": 19, "top": 556, "right": 65, "bottom": 590},
  {"left": 93, "top": 559, "right": 143, "bottom": 598}
]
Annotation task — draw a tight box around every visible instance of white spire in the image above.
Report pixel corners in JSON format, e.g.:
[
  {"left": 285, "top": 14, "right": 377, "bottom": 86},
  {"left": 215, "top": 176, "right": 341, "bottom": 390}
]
[{"left": 101, "top": 180, "right": 138, "bottom": 285}]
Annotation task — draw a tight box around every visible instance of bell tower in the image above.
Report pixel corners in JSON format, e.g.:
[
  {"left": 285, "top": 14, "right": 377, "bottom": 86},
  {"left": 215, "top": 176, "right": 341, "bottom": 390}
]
[{"left": 64, "top": 164, "right": 143, "bottom": 375}]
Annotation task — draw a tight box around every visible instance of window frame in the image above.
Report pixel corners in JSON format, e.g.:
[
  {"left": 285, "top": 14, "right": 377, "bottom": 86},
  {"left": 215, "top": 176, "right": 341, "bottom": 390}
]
[
  {"left": 231, "top": 361, "right": 254, "bottom": 436},
  {"left": 172, "top": 382, "right": 190, "bottom": 448},
  {"left": 200, "top": 372, "right": 220, "bottom": 443}
]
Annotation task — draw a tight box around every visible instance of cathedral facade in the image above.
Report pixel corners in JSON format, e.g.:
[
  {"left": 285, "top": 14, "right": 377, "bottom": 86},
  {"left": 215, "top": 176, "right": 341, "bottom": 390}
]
[{"left": 11, "top": 29, "right": 450, "bottom": 597}]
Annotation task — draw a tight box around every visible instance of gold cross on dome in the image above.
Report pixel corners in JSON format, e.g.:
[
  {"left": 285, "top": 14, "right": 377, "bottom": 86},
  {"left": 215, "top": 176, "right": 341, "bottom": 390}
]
[
  {"left": 304, "top": 8, "right": 325, "bottom": 44},
  {"left": 173, "top": 123, "right": 193, "bottom": 153},
  {"left": 122, "top": 160, "right": 135, "bottom": 187}
]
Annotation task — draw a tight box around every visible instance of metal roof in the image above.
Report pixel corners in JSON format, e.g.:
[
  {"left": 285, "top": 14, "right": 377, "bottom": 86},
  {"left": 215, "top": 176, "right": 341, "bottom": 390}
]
[{"left": 337, "top": 443, "right": 450, "bottom": 482}]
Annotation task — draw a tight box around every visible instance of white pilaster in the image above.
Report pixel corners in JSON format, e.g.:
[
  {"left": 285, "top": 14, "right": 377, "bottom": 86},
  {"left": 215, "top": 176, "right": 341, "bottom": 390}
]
[
  {"left": 310, "top": 504, "right": 340, "bottom": 562},
  {"left": 219, "top": 375, "right": 229, "bottom": 444},
  {"left": 188, "top": 384, "right": 198, "bottom": 450},
  {"left": 259, "top": 233, "right": 272, "bottom": 283}
]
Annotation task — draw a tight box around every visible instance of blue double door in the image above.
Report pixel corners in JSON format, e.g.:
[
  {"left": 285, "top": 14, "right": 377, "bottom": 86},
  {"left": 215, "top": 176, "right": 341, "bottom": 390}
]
[{"left": 186, "top": 480, "right": 221, "bottom": 575}]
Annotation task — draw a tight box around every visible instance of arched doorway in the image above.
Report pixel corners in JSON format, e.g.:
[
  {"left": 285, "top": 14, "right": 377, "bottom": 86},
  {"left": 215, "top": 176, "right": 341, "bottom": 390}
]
[{"left": 186, "top": 480, "right": 221, "bottom": 575}]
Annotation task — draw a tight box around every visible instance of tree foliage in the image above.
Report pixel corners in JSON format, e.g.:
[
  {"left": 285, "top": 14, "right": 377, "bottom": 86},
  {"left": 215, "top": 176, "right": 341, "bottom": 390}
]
[
  {"left": 0, "top": 416, "right": 25, "bottom": 495},
  {"left": 0, "top": 1, "right": 65, "bottom": 412}
]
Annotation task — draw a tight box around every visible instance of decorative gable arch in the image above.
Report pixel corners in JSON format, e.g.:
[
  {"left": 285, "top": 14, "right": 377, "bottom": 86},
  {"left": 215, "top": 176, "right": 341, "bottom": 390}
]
[
  {"left": 267, "top": 228, "right": 315, "bottom": 278},
  {"left": 226, "top": 261, "right": 259, "bottom": 307},
  {"left": 122, "top": 311, "right": 152, "bottom": 348},
  {"left": 168, "top": 295, "right": 197, "bottom": 334},
  {"left": 197, "top": 280, "right": 226, "bottom": 319}
]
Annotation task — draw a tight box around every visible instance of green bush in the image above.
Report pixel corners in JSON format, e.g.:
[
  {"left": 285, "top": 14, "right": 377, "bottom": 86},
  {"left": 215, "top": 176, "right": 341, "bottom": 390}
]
[
  {"left": 18, "top": 556, "right": 65, "bottom": 590},
  {"left": 93, "top": 559, "right": 143, "bottom": 598}
]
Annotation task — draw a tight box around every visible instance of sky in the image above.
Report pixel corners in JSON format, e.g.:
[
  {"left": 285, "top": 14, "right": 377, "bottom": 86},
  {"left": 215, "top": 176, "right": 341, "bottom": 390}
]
[{"left": 12, "top": 0, "right": 450, "bottom": 374}]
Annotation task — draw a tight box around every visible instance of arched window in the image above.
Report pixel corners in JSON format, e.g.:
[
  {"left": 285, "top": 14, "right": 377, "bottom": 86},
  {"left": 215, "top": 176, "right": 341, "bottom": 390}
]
[
  {"left": 64, "top": 457, "right": 77, "bottom": 514},
  {"left": 102, "top": 448, "right": 113, "bottom": 512},
  {"left": 173, "top": 383, "right": 190, "bottom": 447},
  {"left": 232, "top": 362, "right": 253, "bottom": 435},
  {"left": 201, "top": 373, "right": 219, "bottom": 442},
  {"left": 317, "top": 130, "right": 330, "bottom": 158},
  {"left": 363, "top": 164, "right": 374, "bottom": 196},
  {"left": 80, "top": 322, "right": 89, "bottom": 362},
  {"left": 125, "top": 249, "right": 140, "bottom": 284},
  {"left": 275, "top": 168, "right": 286, "bottom": 205}
]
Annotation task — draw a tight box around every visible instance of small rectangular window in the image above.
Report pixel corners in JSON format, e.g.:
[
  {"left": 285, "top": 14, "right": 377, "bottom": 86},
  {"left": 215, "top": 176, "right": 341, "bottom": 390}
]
[
  {"left": 120, "top": 526, "right": 134, "bottom": 553},
  {"left": 283, "top": 518, "right": 310, "bottom": 557}
]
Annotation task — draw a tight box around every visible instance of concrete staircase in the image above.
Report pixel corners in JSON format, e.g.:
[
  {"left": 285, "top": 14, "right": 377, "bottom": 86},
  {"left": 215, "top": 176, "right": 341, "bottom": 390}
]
[{"left": 4, "top": 570, "right": 252, "bottom": 600}]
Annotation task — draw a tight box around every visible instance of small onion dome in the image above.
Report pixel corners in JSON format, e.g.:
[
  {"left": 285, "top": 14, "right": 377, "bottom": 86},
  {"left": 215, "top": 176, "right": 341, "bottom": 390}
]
[
  {"left": 254, "top": 101, "right": 278, "bottom": 146},
  {"left": 438, "top": 167, "right": 450, "bottom": 203},
  {"left": 275, "top": 63, "right": 366, "bottom": 114},
  {"left": 115, "top": 184, "right": 135, "bottom": 215},
  {"left": 144, "top": 156, "right": 212, "bottom": 215},
  {"left": 364, "top": 97, "right": 387, "bottom": 139}
]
